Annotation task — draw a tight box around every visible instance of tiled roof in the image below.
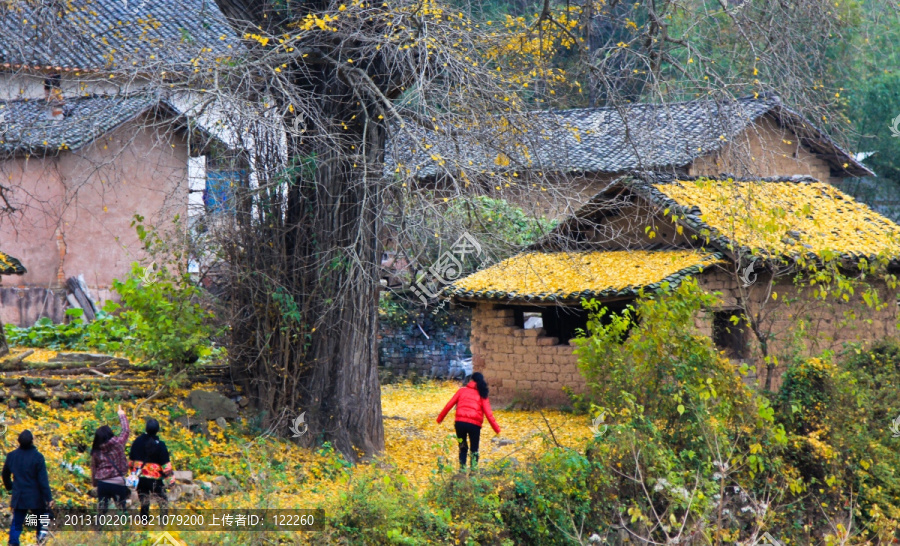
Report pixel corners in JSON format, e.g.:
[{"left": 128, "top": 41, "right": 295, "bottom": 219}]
[
  {"left": 0, "top": 250, "right": 26, "bottom": 275},
  {"left": 385, "top": 95, "right": 872, "bottom": 179},
  {"left": 0, "top": 94, "right": 160, "bottom": 154},
  {"left": 632, "top": 175, "right": 900, "bottom": 261},
  {"left": 0, "top": 0, "right": 240, "bottom": 71},
  {"left": 447, "top": 250, "right": 722, "bottom": 302}
]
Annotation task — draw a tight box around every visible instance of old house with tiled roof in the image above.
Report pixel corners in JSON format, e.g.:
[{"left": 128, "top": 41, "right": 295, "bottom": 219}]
[
  {"left": 0, "top": 0, "right": 242, "bottom": 326},
  {"left": 447, "top": 174, "right": 900, "bottom": 404},
  {"left": 387, "top": 95, "right": 872, "bottom": 216}
]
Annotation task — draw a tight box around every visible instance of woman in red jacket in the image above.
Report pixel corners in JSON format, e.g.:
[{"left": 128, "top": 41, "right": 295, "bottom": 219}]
[{"left": 436, "top": 373, "right": 501, "bottom": 471}]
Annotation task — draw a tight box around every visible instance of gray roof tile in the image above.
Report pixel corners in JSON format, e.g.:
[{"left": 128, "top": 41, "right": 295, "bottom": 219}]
[
  {"left": 386, "top": 95, "right": 872, "bottom": 179},
  {"left": 0, "top": 93, "right": 159, "bottom": 154},
  {"left": 0, "top": 0, "right": 240, "bottom": 71}
]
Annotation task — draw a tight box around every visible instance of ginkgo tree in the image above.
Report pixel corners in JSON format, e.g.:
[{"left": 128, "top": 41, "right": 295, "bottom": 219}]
[
  {"left": 2, "top": 0, "right": 894, "bottom": 460},
  {"left": 202, "top": 0, "right": 898, "bottom": 457}
]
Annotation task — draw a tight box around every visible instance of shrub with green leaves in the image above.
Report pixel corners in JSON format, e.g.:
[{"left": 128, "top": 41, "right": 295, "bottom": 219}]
[
  {"left": 571, "top": 279, "right": 792, "bottom": 542},
  {"left": 108, "top": 261, "right": 220, "bottom": 373},
  {"left": 773, "top": 345, "right": 900, "bottom": 538},
  {"left": 330, "top": 466, "right": 452, "bottom": 544},
  {"left": 5, "top": 308, "right": 127, "bottom": 353}
]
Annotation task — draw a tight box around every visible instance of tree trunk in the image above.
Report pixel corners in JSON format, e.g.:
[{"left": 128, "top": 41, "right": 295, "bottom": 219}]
[
  {"left": 290, "top": 104, "right": 386, "bottom": 456},
  {"left": 223, "top": 70, "right": 386, "bottom": 459}
]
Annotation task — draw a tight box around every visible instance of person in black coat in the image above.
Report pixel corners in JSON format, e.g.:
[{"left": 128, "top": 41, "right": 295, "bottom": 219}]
[
  {"left": 128, "top": 418, "right": 174, "bottom": 518},
  {"left": 2, "top": 430, "right": 52, "bottom": 546}
]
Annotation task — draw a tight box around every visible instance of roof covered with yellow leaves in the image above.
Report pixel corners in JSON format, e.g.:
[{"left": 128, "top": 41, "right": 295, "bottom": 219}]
[
  {"left": 448, "top": 250, "right": 722, "bottom": 302},
  {"left": 639, "top": 177, "right": 900, "bottom": 260},
  {"left": 0, "top": 250, "right": 25, "bottom": 275}
]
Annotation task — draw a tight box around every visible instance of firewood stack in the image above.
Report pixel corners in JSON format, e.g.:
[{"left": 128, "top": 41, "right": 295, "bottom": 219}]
[{"left": 0, "top": 351, "right": 228, "bottom": 405}]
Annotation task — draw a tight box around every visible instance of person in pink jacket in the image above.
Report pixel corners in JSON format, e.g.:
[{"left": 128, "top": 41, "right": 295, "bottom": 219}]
[{"left": 437, "top": 373, "right": 501, "bottom": 471}]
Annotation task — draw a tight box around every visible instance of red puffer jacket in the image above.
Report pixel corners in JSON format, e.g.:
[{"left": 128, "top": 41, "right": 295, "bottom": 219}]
[{"left": 436, "top": 382, "right": 501, "bottom": 433}]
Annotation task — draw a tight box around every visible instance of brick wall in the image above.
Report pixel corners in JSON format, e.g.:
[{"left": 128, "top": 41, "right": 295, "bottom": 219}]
[
  {"left": 696, "top": 268, "right": 899, "bottom": 390},
  {"left": 469, "top": 305, "right": 584, "bottom": 405},
  {"left": 469, "top": 270, "right": 899, "bottom": 405}
]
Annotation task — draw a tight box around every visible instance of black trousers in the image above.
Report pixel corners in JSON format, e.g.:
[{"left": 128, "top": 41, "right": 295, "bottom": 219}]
[
  {"left": 97, "top": 481, "right": 129, "bottom": 514},
  {"left": 454, "top": 421, "right": 482, "bottom": 467},
  {"left": 137, "top": 477, "right": 168, "bottom": 518}
]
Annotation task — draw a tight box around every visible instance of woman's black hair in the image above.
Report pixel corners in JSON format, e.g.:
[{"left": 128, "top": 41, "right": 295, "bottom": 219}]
[
  {"left": 471, "top": 372, "right": 489, "bottom": 399},
  {"left": 91, "top": 425, "right": 114, "bottom": 454},
  {"left": 145, "top": 418, "right": 160, "bottom": 436},
  {"left": 18, "top": 430, "right": 33, "bottom": 449}
]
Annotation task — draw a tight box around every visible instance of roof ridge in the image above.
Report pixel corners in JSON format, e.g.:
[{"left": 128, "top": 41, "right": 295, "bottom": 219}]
[
  {"left": 631, "top": 172, "right": 822, "bottom": 185},
  {"left": 539, "top": 93, "right": 780, "bottom": 117},
  {"left": 0, "top": 91, "right": 160, "bottom": 106}
]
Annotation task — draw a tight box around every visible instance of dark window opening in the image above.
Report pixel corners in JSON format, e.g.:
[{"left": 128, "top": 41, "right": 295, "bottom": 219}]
[
  {"left": 713, "top": 310, "right": 748, "bottom": 359},
  {"left": 43, "top": 74, "right": 61, "bottom": 95},
  {"left": 511, "top": 300, "right": 633, "bottom": 345}
]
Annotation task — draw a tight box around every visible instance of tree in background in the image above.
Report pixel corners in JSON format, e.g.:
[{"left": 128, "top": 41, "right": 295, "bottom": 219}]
[{"left": 851, "top": 71, "right": 900, "bottom": 183}]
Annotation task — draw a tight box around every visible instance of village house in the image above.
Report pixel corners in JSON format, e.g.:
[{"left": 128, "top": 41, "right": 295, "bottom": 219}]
[
  {"left": 379, "top": 95, "right": 878, "bottom": 378},
  {"left": 446, "top": 173, "right": 900, "bottom": 404},
  {"left": 379, "top": 95, "right": 876, "bottom": 378},
  {"left": 0, "top": 0, "right": 242, "bottom": 326},
  {"left": 387, "top": 94, "right": 872, "bottom": 216}
]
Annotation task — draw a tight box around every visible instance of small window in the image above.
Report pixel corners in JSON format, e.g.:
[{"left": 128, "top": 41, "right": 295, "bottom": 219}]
[
  {"left": 541, "top": 307, "right": 589, "bottom": 345},
  {"left": 522, "top": 312, "right": 543, "bottom": 329},
  {"left": 713, "top": 310, "right": 748, "bottom": 359},
  {"left": 512, "top": 306, "right": 584, "bottom": 343},
  {"left": 511, "top": 302, "right": 631, "bottom": 345},
  {"left": 205, "top": 170, "right": 245, "bottom": 213}
]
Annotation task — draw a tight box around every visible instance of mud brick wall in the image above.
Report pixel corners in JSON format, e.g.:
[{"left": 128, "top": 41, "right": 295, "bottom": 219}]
[
  {"left": 469, "top": 305, "right": 583, "bottom": 405},
  {"left": 378, "top": 308, "right": 471, "bottom": 378},
  {"left": 696, "top": 269, "right": 899, "bottom": 391},
  {"left": 468, "top": 272, "right": 898, "bottom": 405}
]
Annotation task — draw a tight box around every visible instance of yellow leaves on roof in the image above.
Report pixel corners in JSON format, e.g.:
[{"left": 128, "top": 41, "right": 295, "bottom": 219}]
[
  {"left": 452, "top": 250, "right": 721, "bottom": 298},
  {"left": 656, "top": 179, "right": 900, "bottom": 258},
  {"left": 0, "top": 251, "right": 14, "bottom": 269}
]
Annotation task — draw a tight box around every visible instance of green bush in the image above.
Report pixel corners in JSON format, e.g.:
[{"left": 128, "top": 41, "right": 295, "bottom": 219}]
[
  {"left": 330, "top": 467, "right": 452, "bottom": 545},
  {"left": 498, "top": 448, "right": 593, "bottom": 545},
  {"left": 773, "top": 344, "right": 900, "bottom": 538},
  {"left": 569, "top": 279, "right": 795, "bottom": 542},
  {"left": 427, "top": 471, "right": 510, "bottom": 545},
  {"left": 108, "top": 261, "right": 220, "bottom": 373},
  {"left": 5, "top": 308, "right": 126, "bottom": 352}
]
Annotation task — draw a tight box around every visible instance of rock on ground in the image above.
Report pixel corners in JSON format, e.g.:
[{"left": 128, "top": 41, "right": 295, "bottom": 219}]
[{"left": 186, "top": 390, "right": 238, "bottom": 421}]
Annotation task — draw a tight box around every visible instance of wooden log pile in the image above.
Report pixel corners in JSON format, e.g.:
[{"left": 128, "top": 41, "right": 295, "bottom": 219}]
[{"left": 0, "top": 352, "right": 228, "bottom": 405}]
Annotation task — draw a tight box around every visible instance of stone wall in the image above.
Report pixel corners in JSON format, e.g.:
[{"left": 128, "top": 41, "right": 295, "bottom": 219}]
[
  {"left": 468, "top": 270, "right": 899, "bottom": 405},
  {"left": 378, "top": 308, "right": 472, "bottom": 378},
  {"left": 0, "top": 286, "right": 66, "bottom": 327},
  {"left": 469, "top": 305, "right": 584, "bottom": 405}
]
